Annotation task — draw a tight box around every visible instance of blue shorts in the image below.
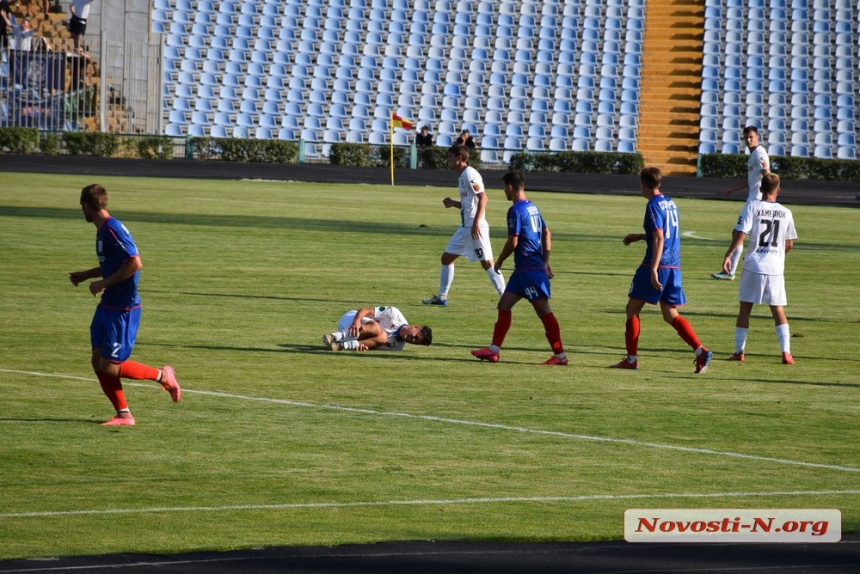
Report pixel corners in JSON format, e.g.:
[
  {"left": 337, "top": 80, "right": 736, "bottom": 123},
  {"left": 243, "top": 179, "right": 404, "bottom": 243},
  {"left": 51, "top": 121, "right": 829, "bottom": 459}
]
[
  {"left": 505, "top": 269, "right": 551, "bottom": 302},
  {"left": 628, "top": 266, "right": 686, "bottom": 306},
  {"left": 90, "top": 305, "right": 141, "bottom": 363}
]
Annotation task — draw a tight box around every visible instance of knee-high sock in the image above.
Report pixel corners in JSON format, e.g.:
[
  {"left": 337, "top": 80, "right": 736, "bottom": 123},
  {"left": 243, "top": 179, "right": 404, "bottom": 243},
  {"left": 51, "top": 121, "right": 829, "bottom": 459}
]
[
  {"left": 491, "top": 309, "right": 512, "bottom": 349},
  {"left": 671, "top": 315, "right": 702, "bottom": 350},
  {"left": 734, "top": 327, "right": 748, "bottom": 354},
  {"left": 96, "top": 371, "right": 128, "bottom": 411},
  {"left": 119, "top": 361, "right": 160, "bottom": 381},
  {"left": 438, "top": 264, "right": 454, "bottom": 299},
  {"left": 540, "top": 312, "right": 564, "bottom": 355},
  {"left": 486, "top": 267, "right": 506, "bottom": 295},
  {"left": 728, "top": 245, "right": 743, "bottom": 275},
  {"left": 775, "top": 323, "right": 791, "bottom": 353},
  {"left": 625, "top": 316, "right": 640, "bottom": 357}
]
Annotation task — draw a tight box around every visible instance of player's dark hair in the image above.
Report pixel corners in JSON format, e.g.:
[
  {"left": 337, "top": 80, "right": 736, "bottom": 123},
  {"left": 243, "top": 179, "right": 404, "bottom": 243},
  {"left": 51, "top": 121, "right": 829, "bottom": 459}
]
[
  {"left": 447, "top": 144, "right": 469, "bottom": 162},
  {"left": 639, "top": 167, "right": 662, "bottom": 190},
  {"left": 743, "top": 125, "right": 760, "bottom": 136},
  {"left": 419, "top": 326, "right": 433, "bottom": 346},
  {"left": 502, "top": 170, "right": 526, "bottom": 190},
  {"left": 80, "top": 184, "right": 108, "bottom": 210},
  {"left": 761, "top": 173, "right": 780, "bottom": 196}
]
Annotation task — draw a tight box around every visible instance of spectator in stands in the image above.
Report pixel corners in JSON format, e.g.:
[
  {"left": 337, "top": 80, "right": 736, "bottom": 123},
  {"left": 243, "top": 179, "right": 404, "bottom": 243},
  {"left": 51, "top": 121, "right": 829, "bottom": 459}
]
[
  {"left": 12, "top": 18, "right": 50, "bottom": 51},
  {"left": 68, "top": 0, "right": 93, "bottom": 53},
  {"left": 456, "top": 129, "right": 478, "bottom": 150},
  {"left": 0, "top": 1, "right": 12, "bottom": 50},
  {"left": 416, "top": 125, "right": 434, "bottom": 147}
]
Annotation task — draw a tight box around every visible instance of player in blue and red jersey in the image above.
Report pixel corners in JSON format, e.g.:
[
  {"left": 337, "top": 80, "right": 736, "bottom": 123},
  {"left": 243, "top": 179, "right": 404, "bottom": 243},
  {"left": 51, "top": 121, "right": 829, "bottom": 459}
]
[
  {"left": 611, "top": 168, "right": 713, "bottom": 373},
  {"left": 471, "top": 170, "right": 567, "bottom": 365},
  {"left": 69, "top": 184, "right": 180, "bottom": 426}
]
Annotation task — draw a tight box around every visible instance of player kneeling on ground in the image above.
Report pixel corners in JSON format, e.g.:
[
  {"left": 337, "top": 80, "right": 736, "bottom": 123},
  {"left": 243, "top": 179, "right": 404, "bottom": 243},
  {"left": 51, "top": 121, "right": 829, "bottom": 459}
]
[{"left": 323, "top": 306, "right": 432, "bottom": 351}]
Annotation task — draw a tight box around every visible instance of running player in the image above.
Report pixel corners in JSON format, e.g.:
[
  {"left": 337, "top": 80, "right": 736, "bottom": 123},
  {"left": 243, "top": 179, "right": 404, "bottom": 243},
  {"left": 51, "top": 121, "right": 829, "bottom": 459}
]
[
  {"left": 712, "top": 125, "right": 770, "bottom": 280},
  {"left": 611, "top": 168, "right": 713, "bottom": 373},
  {"left": 69, "top": 184, "right": 180, "bottom": 426},
  {"left": 471, "top": 170, "right": 567, "bottom": 365},
  {"left": 422, "top": 144, "right": 505, "bottom": 306},
  {"left": 722, "top": 173, "right": 797, "bottom": 364},
  {"left": 323, "top": 306, "right": 432, "bottom": 351}
]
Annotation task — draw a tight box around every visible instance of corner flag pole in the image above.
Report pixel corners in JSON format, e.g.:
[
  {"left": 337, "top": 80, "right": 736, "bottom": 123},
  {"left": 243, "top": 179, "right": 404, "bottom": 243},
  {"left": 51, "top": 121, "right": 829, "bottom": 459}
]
[{"left": 389, "top": 112, "right": 395, "bottom": 186}]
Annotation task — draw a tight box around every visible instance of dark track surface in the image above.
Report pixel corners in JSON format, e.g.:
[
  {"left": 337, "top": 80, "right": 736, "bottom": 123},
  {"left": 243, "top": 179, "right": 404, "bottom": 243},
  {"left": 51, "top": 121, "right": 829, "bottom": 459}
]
[
  {"left": 2, "top": 537, "right": 859, "bottom": 573},
  {"left": 2, "top": 156, "right": 857, "bottom": 572}
]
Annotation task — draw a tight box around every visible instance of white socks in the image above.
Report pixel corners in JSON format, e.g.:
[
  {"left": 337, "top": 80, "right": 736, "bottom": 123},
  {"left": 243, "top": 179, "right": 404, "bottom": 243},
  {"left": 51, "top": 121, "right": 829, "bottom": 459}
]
[
  {"left": 728, "top": 245, "right": 743, "bottom": 275},
  {"left": 486, "top": 267, "right": 505, "bottom": 295},
  {"left": 438, "top": 264, "right": 454, "bottom": 299},
  {"left": 734, "top": 324, "right": 790, "bottom": 354},
  {"left": 775, "top": 323, "right": 791, "bottom": 353},
  {"left": 734, "top": 327, "right": 748, "bottom": 354}
]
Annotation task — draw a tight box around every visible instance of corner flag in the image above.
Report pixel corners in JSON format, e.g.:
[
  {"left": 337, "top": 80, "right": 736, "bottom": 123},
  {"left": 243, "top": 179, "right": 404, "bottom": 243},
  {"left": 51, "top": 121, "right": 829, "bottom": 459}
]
[{"left": 389, "top": 112, "right": 414, "bottom": 185}]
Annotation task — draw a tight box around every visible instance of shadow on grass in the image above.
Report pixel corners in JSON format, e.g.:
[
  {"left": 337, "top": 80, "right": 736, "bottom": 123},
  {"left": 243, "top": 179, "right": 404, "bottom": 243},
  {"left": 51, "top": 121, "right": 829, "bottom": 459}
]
[
  {"left": 1, "top": 205, "right": 616, "bottom": 243},
  {"left": 604, "top": 308, "right": 855, "bottom": 325},
  {"left": 0, "top": 417, "right": 103, "bottom": 424}
]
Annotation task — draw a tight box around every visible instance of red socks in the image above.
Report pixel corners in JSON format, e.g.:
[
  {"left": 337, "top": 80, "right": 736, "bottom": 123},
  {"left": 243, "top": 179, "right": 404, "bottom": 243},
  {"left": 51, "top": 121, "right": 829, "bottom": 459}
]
[
  {"left": 625, "top": 316, "right": 640, "bottom": 356},
  {"left": 540, "top": 312, "right": 564, "bottom": 354},
  {"left": 119, "top": 361, "right": 160, "bottom": 381},
  {"left": 491, "top": 310, "right": 512, "bottom": 348},
  {"left": 671, "top": 316, "right": 702, "bottom": 350},
  {"left": 96, "top": 371, "right": 127, "bottom": 411}
]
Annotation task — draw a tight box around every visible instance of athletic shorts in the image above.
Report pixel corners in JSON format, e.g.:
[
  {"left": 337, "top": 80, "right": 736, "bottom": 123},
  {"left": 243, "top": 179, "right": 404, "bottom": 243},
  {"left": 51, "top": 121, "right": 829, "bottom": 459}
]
[
  {"left": 444, "top": 223, "right": 494, "bottom": 263},
  {"left": 69, "top": 16, "right": 87, "bottom": 36},
  {"left": 90, "top": 305, "right": 141, "bottom": 363},
  {"left": 505, "top": 269, "right": 551, "bottom": 302},
  {"left": 628, "top": 266, "right": 686, "bottom": 306},
  {"left": 738, "top": 271, "right": 787, "bottom": 306}
]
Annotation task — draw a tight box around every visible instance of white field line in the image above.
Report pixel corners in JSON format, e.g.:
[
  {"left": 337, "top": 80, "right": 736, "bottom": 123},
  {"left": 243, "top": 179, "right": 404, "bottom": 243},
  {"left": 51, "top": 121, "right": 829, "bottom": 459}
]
[
  {"left": 2, "top": 490, "right": 859, "bottom": 519},
  {"left": 2, "top": 368, "right": 859, "bottom": 474},
  {"left": 683, "top": 231, "right": 717, "bottom": 241}
]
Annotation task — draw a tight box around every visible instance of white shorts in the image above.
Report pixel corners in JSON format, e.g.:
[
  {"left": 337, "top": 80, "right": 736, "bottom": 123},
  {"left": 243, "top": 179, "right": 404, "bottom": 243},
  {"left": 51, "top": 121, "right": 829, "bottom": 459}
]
[
  {"left": 444, "top": 223, "right": 494, "bottom": 263},
  {"left": 738, "top": 271, "right": 787, "bottom": 306},
  {"left": 337, "top": 310, "right": 369, "bottom": 332}
]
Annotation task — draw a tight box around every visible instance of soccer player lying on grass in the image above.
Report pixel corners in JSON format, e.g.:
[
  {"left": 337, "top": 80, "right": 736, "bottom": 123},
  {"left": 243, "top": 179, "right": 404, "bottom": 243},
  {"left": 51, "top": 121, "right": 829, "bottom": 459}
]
[
  {"left": 323, "top": 306, "right": 432, "bottom": 351},
  {"left": 721, "top": 173, "right": 797, "bottom": 364},
  {"left": 610, "top": 168, "right": 713, "bottom": 373}
]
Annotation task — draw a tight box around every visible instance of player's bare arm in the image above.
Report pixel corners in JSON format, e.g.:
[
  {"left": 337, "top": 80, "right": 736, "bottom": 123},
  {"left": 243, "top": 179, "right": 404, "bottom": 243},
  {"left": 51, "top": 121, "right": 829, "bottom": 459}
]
[
  {"left": 89, "top": 256, "right": 142, "bottom": 297},
  {"left": 784, "top": 239, "right": 793, "bottom": 254},
  {"left": 471, "top": 192, "right": 488, "bottom": 240},
  {"left": 442, "top": 197, "right": 461, "bottom": 209},
  {"left": 542, "top": 225, "right": 554, "bottom": 279},
  {"left": 494, "top": 234, "right": 517, "bottom": 274},
  {"left": 650, "top": 228, "right": 664, "bottom": 291},
  {"left": 622, "top": 233, "right": 646, "bottom": 246},
  {"left": 69, "top": 267, "right": 101, "bottom": 286},
  {"left": 723, "top": 230, "right": 746, "bottom": 273}
]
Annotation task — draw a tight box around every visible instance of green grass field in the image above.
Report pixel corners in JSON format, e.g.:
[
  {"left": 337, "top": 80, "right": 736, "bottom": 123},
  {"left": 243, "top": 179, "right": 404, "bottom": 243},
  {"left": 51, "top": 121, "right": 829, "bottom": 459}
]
[{"left": 1, "top": 172, "right": 858, "bottom": 559}]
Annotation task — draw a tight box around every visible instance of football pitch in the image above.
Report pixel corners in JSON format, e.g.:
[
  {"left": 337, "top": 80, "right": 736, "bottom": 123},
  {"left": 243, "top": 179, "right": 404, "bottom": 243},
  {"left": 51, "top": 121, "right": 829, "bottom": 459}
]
[{"left": 1, "top": 172, "right": 858, "bottom": 560}]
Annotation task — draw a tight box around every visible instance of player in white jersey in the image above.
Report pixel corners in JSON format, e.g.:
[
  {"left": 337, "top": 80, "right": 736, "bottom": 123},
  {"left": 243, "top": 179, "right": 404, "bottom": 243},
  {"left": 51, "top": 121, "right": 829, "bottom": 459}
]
[
  {"left": 721, "top": 173, "right": 797, "bottom": 364},
  {"left": 422, "top": 145, "right": 506, "bottom": 306},
  {"left": 712, "top": 126, "right": 770, "bottom": 280},
  {"left": 322, "top": 306, "right": 432, "bottom": 351}
]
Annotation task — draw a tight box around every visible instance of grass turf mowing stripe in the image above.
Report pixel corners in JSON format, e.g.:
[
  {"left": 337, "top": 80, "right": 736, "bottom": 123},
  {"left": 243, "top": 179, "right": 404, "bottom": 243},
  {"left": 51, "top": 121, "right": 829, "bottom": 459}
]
[{"left": 2, "top": 368, "right": 859, "bottom": 475}]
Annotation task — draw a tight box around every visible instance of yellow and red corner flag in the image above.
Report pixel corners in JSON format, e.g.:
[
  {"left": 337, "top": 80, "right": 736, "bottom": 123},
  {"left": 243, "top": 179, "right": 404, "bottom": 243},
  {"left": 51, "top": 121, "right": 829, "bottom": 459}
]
[
  {"left": 391, "top": 113, "right": 413, "bottom": 130},
  {"left": 389, "top": 112, "right": 414, "bottom": 185}
]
